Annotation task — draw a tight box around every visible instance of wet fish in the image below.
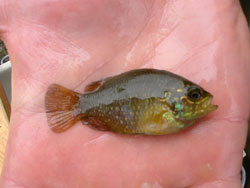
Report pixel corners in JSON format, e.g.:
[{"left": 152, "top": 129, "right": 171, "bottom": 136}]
[{"left": 45, "top": 69, "right": 218, "bottom": 135}]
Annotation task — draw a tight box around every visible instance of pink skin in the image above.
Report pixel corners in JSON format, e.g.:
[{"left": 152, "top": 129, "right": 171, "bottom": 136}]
[{"left": 0, "top": 0, "right": 249, "bottom": 187}]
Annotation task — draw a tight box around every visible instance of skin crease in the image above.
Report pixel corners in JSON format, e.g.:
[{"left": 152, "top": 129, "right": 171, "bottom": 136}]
[{"left": 0, "top": 0, "right": 249, "bottom": 187}]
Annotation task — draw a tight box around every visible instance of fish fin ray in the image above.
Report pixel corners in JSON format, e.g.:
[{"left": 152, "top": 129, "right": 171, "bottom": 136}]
[
  {"left": 45, "top": 84, "right": 81, "bottom": 133},
  {"left": 84, "top": 80, "right": 105, "bottom": 93},
  {"left": 82, "top": 117, "right": 110, "bottom": 131}
]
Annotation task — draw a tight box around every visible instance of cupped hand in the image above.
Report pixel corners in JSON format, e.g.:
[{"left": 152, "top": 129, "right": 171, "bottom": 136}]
[{"left": 0, "top": 0, "right": 250, "bottom": 187}]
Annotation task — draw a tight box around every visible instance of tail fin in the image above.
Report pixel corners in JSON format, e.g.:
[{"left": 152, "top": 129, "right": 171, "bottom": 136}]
[{"left": 45, "top": 84, "right": 81, "bottom": 133}]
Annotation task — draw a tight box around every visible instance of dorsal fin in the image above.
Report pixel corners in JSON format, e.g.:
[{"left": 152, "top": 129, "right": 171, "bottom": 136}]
[{"left": 84, "top": 80, "right": 105, "bottom": 93}]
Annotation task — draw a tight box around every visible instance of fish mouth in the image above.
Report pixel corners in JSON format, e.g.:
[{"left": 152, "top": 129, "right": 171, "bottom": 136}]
[{"left": 202, "top": 95, "right": 218, "bottom": 113}]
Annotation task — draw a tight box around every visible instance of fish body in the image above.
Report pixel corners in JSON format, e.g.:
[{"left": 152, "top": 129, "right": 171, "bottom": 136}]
[{"left": 45, "top": 69, "right": 218, "bottom": 135}]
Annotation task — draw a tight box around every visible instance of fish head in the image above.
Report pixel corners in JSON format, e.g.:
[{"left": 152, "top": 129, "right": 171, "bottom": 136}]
[{"left": 171, "top": 85, "right": 218, "bottom": 121}]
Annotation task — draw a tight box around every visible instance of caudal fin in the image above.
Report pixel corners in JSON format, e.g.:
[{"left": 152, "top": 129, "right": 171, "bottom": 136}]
[{"left": 45, "top": 84, "right": 81, "bottom": 133}]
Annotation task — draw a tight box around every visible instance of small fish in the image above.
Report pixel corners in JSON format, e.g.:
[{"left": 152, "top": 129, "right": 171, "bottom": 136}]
[{"left": 45, "top": 69, "right": 218, "bottom": 135}]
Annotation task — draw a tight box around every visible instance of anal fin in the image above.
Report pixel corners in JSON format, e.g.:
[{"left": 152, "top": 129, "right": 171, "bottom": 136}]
[{"left": 82, "top": 117, "right": 109, "bottom": 131}]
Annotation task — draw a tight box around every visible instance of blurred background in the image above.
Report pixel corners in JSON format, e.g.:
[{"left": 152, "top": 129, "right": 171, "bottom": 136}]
[{"left": 0, "top": 0, "right": 249, "bottom": 187}]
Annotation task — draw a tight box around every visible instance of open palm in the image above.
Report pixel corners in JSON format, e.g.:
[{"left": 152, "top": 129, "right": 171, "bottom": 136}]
[{"left": 0, "top": 0, "right": 250, "bottom": 187}]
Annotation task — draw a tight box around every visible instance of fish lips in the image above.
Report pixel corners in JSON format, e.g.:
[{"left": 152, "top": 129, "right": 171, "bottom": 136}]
[{"left": 202, "top": 95, "right": 218, "bottom": 113}]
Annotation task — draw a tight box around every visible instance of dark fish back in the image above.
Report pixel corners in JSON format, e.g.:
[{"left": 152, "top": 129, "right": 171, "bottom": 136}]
[{"left": 80, "top": 69, "right": 189, "bottom": 111}]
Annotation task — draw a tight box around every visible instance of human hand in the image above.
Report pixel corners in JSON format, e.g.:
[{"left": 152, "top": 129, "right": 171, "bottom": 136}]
[{"left": 0, "top": 0, "right": 250, "bottom": 187}]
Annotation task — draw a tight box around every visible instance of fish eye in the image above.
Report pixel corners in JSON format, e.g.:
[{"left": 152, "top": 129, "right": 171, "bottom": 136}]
[{"left": 187, "top": 88, "right": 203, "bottom": 101}]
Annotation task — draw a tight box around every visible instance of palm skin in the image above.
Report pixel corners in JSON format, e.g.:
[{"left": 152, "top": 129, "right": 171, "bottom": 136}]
[{"left": 0, "top": 0, "right": 249, "bottom": 187}]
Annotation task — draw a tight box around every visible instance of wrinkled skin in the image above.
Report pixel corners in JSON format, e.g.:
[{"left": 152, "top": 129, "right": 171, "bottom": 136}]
[{"left": 0, "top": 0, "right": 249, "bottom": 187}]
